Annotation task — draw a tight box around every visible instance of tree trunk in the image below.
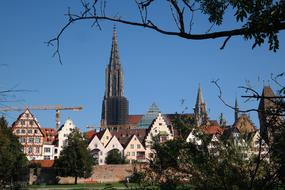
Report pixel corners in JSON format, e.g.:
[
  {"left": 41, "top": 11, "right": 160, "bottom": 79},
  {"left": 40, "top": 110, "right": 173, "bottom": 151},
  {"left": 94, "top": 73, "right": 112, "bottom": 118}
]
[{"left": 75, "top": 176, "right": 78, "bottom": 184}]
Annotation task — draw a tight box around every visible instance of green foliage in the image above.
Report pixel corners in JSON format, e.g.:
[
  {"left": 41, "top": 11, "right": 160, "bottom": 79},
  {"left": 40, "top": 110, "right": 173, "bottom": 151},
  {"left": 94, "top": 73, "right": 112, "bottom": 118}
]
[
  {"left": 148, "top": 131, "right": 277, "bottom": 189},
  {"left": 270, "top": 88, "right": 285, "bottom": 185},
  {"left": 129, "top": 170, "right": 145, "bottom": 184},
  {"left": 197, "top": 0, "right": 285, "bottom": 51},
  {"left": 105, "top": 149, "right": 126, "bottom": 164},
  {"left": 54, "top": 128, "right": 94, "bottom": 184},
  {"left": 0, "top": 116, "right": 28, "bottom": 188},
  {"left": 172, "top": 114, "right": 195, "bottom": 139}
]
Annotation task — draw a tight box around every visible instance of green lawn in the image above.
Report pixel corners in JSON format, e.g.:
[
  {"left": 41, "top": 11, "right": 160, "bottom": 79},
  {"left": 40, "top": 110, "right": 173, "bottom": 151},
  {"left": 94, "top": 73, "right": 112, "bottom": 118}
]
[{"left": 28, "top": 182, "right": 158, "bottom": 189}]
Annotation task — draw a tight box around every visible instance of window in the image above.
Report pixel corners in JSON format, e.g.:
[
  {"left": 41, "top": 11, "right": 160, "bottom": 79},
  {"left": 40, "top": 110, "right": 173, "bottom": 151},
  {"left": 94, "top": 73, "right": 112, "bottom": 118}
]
[
  {"left": 29, "top": 120, "right": 33, "bottom": 125},
  {"left": 20, "top": 120, "right": 25, "bottom": 125},
  {"left": 34, "top": 129, "right": 38, "bottom": 134},
  {"left": 64, "top": 134, "right": 68, "bottom": 137},
  {"left": 159, "top": 123, "right": 162, "bottom": 126},
  {"left": 54, "top": 148, "right": 58, "bottom": 154},
  {"left": 16, "top": 129, "right": 20, "bottom": 134},
  {"left": 95, "top": 144, "right": 98, "bottom": 148},
  {"left": 28, "top": 129, "right": 32, "bottom": 134},
  {"left": 44, "top": 156, "right": 50, "bottom": 160},
  {"left": 35, "top": 147, "right": 40, "bottom": 153},
  {"left": 112, "top": 144, "right": 115, "bottom": 148},
  {"left": 127, "top": 152, "right": 130, "bottom": 156},
  {"left": 106, "top": 136, "right": 109, "bottom": 140},
  {"left": 35, "top": 138, "right": 40, "bottom": 143},
  {"left": 100, "top": 159, "right": 103, "bottom": 163},
  {"left": 19, "top": 137, "right": 26, "bottom": 143},
  {"left": 130, "top": 144, "right": 134, "bottom": 149},
  {"left": 132, "top": 152, "right": 135, "bottom": 156},
  {"left": 137, "top": 144, "right": 141, "bottom": 149},
  {"left": 100, "top": 151, "right": 103, "bottom": 155},
  {"left": 28, "top": 146, "right": 33, "bottom": 153},
  {"left": 44, "top": 147, "right": 51, "bottom": 153},
  {"left": 21, "top": 129, "right": 26, "bottom": 134},
  {"left": 29, "top": 138, "right": 34, "bottom": 143},
  {"left": 25, "top": 113, "right": 29, "bottom": 118}
]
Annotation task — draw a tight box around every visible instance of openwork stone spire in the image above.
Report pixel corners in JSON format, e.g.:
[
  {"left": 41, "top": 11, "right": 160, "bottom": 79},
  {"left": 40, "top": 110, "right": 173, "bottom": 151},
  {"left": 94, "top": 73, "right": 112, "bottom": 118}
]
[
  {"left": 105, "top": 26, "right": 124, "bottom": 97},
  {"left": 109, "top": 25, "right": 120, "bottom": 67}
]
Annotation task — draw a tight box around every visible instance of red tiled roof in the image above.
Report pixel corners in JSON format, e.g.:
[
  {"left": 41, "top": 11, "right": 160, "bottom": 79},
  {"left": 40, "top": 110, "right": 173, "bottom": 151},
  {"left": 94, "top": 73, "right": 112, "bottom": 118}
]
[
  {"left": 30, "top": 160, "right": 54, "bottom": 168},
  {"left": 42, "top": 128, "right": 57, "bottom": 144},
  {"left": 202, "top": 125, "right": 224, "bottom": 135},
  {"left": 85, "top": 130, "right": 96, "bottom": 141},
  {"left": 128, "top": 115, "right": 143, "bottom": 125}
]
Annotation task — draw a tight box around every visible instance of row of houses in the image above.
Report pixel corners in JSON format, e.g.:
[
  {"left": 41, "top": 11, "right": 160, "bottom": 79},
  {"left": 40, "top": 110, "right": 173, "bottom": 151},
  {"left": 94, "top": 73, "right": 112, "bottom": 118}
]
[{"left": 10, "top": 102, "right": 269, "bottom": 165}]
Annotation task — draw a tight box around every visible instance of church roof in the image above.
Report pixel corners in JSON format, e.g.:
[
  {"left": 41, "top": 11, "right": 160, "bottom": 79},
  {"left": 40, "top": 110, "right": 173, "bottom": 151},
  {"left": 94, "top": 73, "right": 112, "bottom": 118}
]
[{"left": 232, "top": 114, "right": 256, "bottom": 134}]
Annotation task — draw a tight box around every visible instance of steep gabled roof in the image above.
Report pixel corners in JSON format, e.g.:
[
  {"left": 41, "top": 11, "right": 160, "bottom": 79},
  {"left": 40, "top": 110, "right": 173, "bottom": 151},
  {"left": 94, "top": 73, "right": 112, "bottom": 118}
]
[
  {"left": 85, "top": 130, "right": 96, "bottom": 142},
  {"left": 96, "top": 129, "right": 108, "bottom": 140},
  {"left": 202, "top": 125, "right": 224, "bottom": 135},
  {"left": 232, "top": 114, "right": 256, "bottom": 134},
  {"left": 111, "top": 128, "right": 147, "bottom": 147},
  {"left": 11, "top": 108, "right": 45, "bottom": 136}
]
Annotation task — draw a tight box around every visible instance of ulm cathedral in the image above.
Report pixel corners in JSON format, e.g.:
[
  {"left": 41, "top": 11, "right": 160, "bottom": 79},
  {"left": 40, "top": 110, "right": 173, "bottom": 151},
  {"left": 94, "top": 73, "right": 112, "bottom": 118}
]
[{"left": 100, "top": 27, "right": 208, "bottom": 131}]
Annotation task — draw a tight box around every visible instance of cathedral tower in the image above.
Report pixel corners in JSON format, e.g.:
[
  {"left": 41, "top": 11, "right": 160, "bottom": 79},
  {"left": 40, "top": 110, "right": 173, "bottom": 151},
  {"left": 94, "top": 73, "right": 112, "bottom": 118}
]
[{"left": 101, "top": 27, "right": 129, "bottom": 127}]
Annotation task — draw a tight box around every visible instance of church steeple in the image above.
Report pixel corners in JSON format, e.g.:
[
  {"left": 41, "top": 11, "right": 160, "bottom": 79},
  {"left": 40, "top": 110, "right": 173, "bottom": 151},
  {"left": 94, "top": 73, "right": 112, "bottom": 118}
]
[
  {"left": 194, "top": 84, "right": 207, "bottom": 126},
  {"left": 101, "top": 27, "right": 129, "bottom": 127},
  {"left": 196, "top": 84, "right": 204, "bottom": 108},
  {"left": 109, "top": 25, "right": 120, "bottom": 67},
  {"left": 234, "top": 97, "right": 239, "bottom": 122},
  {"left": 105, "top": 26, "right": 124, "bottom": 98}
]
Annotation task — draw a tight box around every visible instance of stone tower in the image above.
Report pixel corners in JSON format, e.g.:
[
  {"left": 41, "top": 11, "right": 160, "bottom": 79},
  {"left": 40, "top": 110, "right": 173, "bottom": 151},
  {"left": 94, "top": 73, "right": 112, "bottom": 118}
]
[
  {"left": 101, "top": 27, "right": 129, "bottom": 127},
  {"left": 194, "top": 84, "right": 208, "bottom": 127},
  {"left": 258, "top": 86, "right": 278, "bottom": 143}
]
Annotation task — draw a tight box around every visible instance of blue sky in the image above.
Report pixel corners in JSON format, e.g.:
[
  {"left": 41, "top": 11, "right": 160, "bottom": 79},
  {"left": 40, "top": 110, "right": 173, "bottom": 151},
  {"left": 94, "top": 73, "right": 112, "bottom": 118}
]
[{"left": 0, "top": 1, "right": 284, "bottom": 131}]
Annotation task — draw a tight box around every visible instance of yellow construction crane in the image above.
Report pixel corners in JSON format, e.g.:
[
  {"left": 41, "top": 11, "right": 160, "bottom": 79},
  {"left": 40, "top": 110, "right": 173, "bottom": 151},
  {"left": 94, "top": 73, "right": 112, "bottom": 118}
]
[{"left": 0, "top": 105, "right": 83, "bottom": 129}]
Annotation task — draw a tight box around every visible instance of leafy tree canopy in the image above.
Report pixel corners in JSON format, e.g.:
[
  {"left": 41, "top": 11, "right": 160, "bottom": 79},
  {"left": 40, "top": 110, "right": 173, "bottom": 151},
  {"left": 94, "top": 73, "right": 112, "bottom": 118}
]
[
  {"left": 105, "top": 149, "right": 126, "bottom": 165},
  {"left": 54, "top": 128, "right": 94, "bottom": 184},
  {"left": 0, "top": 116, "right": 28, "bottom": 188},
  {"left": 49, "top": 0, "right": 285, "bottom": 64}
]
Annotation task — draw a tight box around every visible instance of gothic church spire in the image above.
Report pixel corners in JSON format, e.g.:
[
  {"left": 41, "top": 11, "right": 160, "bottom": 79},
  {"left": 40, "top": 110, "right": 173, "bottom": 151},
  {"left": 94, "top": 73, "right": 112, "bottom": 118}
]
[
  {"left": 194, "top": 84, "right": 208, "bottom": 126},
  {"left": 101, "top": 27, "right": 129, "bottom": 127},
  {"left": 109, "top": 25, "right": 120, "bottom": 66},
  {"left": 234, "top": 97, "right": 239, "bottom": 122}
]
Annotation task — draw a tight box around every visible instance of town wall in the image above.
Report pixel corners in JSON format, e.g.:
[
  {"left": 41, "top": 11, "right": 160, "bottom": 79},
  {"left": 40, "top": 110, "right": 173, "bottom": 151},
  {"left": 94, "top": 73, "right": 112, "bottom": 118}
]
[{"left": 29, "top": 164, "right": 145, "bottom": 185}]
